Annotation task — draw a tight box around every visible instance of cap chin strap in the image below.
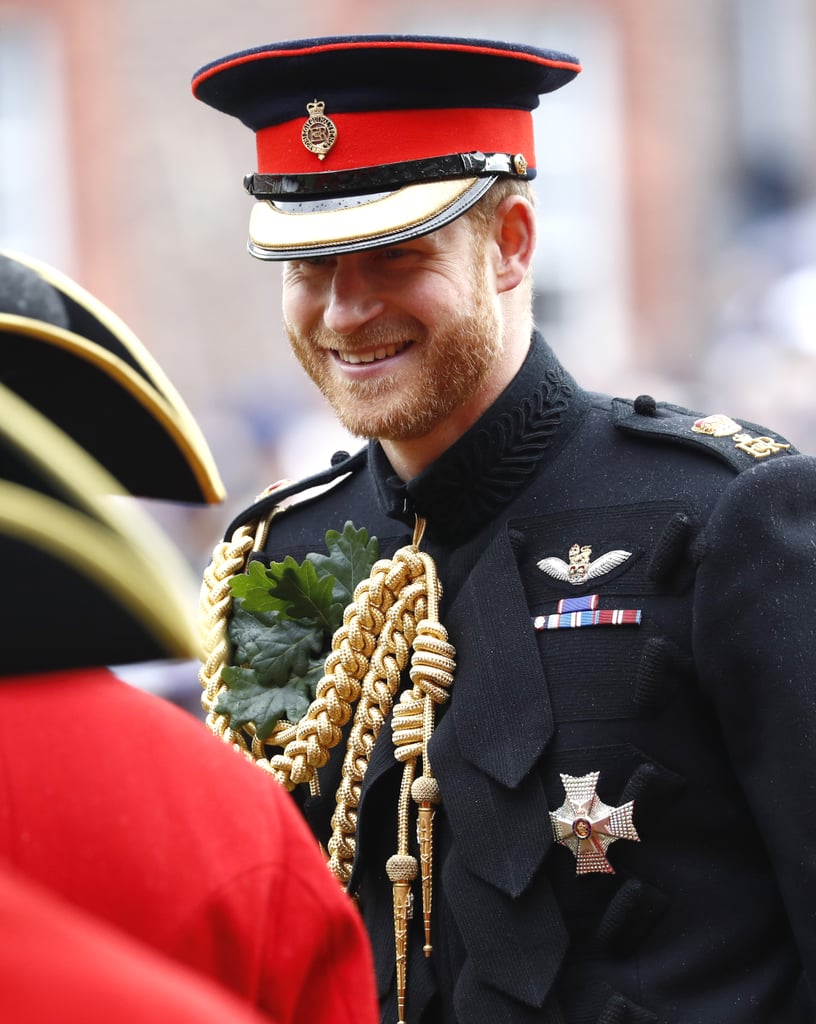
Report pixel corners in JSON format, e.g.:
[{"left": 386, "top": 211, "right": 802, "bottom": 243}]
[{"left": 244, "top": 150, "right": 532, "bottom": 199}]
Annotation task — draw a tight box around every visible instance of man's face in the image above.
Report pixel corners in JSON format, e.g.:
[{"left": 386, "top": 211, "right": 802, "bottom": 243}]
[{"left": 281, "top": 213, "right": 503, "bottom": 442}]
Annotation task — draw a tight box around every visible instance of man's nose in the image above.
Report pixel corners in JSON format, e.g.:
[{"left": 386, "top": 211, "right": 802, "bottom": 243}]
[{"left": 323, "top": 256, "right": 385, "bottom": 334}]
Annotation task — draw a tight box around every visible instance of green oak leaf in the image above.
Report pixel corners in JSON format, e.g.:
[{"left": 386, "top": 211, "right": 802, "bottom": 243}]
[
  {"left": 299, "top": 657, "right": 328, "bottom": 696},
  {"left": 221, "top": 522, "right": 379, "bottom": 735},
  {"left": 229, "top": 603, "right": 323, "bottom": 687},
  {"left": 216, "top": 666, "right": 313, "bottom": 739},
  {"left": 265, "top": 557, "right": 342, "bottom": 637},
  {"left": 308, "top": 522, "right": 379, "bottom": 607},
  {"left": 229, "top": 559, "right": 288, "bottom": 614}
]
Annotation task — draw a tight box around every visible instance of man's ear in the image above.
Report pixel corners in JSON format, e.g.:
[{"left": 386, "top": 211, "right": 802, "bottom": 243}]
[{"left": 493, "top": 195, "right": 537, "bottom": 294}]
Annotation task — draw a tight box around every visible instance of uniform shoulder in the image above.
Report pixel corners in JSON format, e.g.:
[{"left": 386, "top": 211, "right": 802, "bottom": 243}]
[
  {"left": 611, "top": 393, "right": 799, "bottom": 472},
  {"left": 221, "top": 446, "right": 367, "bottom": 541}
]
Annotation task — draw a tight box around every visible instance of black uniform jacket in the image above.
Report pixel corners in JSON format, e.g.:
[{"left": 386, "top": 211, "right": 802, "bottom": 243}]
[{"left": 242, "top": 334, "right": 816, "bottom": 1023}]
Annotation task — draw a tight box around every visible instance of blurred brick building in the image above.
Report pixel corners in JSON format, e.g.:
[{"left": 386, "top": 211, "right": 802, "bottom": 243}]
[{"left": 3, "top": 0, "right": 816, "bottom": 568}]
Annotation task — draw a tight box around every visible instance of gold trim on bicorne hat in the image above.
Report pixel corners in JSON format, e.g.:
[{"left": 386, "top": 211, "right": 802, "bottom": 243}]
[
  {"left": 0, "top": 250, "right": 225, "bottom": 504},
  {"left": 0, "top": 383, "right": 202, "bottom": 671}
]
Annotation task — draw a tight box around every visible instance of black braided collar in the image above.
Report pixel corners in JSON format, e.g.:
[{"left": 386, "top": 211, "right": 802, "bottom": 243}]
[{"left": 371, "top": 333, "right": 589, "bottom": 542}]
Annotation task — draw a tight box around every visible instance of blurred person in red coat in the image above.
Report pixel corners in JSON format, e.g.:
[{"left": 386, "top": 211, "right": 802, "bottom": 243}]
[
  {"left": 0, "top": 251, "right": 378, "bottom": 1024},
  {"left": 0, "top": 864, "right": 271, "bottom": 1024}
]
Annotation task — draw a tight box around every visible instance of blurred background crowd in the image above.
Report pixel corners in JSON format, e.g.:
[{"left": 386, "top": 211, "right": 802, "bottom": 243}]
[{"left": 2, "top": 0, "right": 815, "bottom": 701}]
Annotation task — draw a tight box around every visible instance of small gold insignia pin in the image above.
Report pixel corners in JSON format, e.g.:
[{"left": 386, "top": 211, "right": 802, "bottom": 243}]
[
  {"left": 732, "top": 433, "right": 791, "bottom": 459},
  {"left": 691, "top": 414, "right": 742, "bottom": 437},
  {"left": 301, "top": 99, "right": 337, "bottom": 160}
]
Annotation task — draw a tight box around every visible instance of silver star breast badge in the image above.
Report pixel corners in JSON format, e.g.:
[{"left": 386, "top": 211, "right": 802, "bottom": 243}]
[{"left": 550, "top": 771, "right": 640, "bottom": 874}]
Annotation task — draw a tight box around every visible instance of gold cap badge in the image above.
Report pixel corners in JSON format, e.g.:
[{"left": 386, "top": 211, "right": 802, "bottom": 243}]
[{"left": 301, "top": 99, "right": 337, "bottom": 160}]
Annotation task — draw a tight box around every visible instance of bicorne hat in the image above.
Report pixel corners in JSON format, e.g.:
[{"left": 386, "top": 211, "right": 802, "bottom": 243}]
[
  {"left": 192, "top": 35, "right": 581, "bottom": 260},
  {"left": 0, "top": 379, "right": 202, "bottom": 673},
  {"left": 0, "top": 250, "right": 224, "bottom": 503}
]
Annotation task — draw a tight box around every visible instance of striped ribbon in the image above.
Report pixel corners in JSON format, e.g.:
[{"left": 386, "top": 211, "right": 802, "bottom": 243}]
[{"left": 533, "top": 593, "right": 641, "bottom": 631}]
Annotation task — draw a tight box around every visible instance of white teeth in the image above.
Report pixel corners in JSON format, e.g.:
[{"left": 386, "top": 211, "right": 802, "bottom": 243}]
[{"left": 339, "top": 342, "right": 405, "bottom": 365}]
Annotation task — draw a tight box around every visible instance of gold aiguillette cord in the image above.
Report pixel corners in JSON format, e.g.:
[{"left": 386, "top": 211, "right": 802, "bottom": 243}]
[{"left": 388, "top": 516, "right": 454, "bottom": 1024}]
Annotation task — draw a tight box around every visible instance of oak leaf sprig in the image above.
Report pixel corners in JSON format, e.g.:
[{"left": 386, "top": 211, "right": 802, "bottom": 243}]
[{"left": 217, "top": 522, "right": 378, "bottom": 739}]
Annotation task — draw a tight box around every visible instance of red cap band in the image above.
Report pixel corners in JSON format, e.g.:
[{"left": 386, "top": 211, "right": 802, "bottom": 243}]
[{"left": 256, "top": 107, "right": 536, "bottom": 174}]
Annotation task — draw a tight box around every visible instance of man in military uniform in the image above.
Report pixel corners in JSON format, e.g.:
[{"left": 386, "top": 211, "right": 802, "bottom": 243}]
[{"left": 193, "top": 36, "right": 816, "bottom": 1023}]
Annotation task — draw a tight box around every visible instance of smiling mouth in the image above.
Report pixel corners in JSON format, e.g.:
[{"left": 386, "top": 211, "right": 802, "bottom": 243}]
[{"left": 336, "top": 340, "right": 410, "bottom": 365}]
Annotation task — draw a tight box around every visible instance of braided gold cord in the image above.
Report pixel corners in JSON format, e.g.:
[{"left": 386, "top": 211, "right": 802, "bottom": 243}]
[
  {"left": 198, "top": 524, "right": 259, "bottom": 757},
  {"left": 386, "top": 549, "right": 455, "bottom": 1022},
  {"left": 197, "top": 483, "right": 292, "bottom": 761},
  {"left": 266, "top": 551, "right": 425, "bottom": 794},
  {"left": 200, "top": 510, "right": 456, "bottom": 1024},
  {"left": 387, "top": 759, "right": 419, "bottom": 1024},
  {"left": 199, "top": 512, "right": 455, "bottom": 924},
  {"left": 323, "top": 563, "right": 430, "bottom": 881}
]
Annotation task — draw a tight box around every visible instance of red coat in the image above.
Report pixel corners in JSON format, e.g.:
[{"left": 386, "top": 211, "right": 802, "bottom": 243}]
[
  {"left": 0, "top": 864, "right": 270, "bottom": 1023},
  {"left": 0, "top": 667, "right": 378, "bottom": 1024}
]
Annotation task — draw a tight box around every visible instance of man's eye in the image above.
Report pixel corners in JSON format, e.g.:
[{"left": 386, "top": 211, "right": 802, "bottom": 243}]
[
  {"left": 287, "top": 255, "right": 334, "bottom": 275},
  {"left": 381, "top": 247, "right": 411, "bottom": 261},
  {"left": 283, "top": 256, "right": 335, "bottom": 285}
]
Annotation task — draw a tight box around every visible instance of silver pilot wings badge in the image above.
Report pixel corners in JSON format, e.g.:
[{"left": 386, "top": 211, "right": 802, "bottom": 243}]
[{"left": 537, "top": 543, "right": 632, "bottom": 586}]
